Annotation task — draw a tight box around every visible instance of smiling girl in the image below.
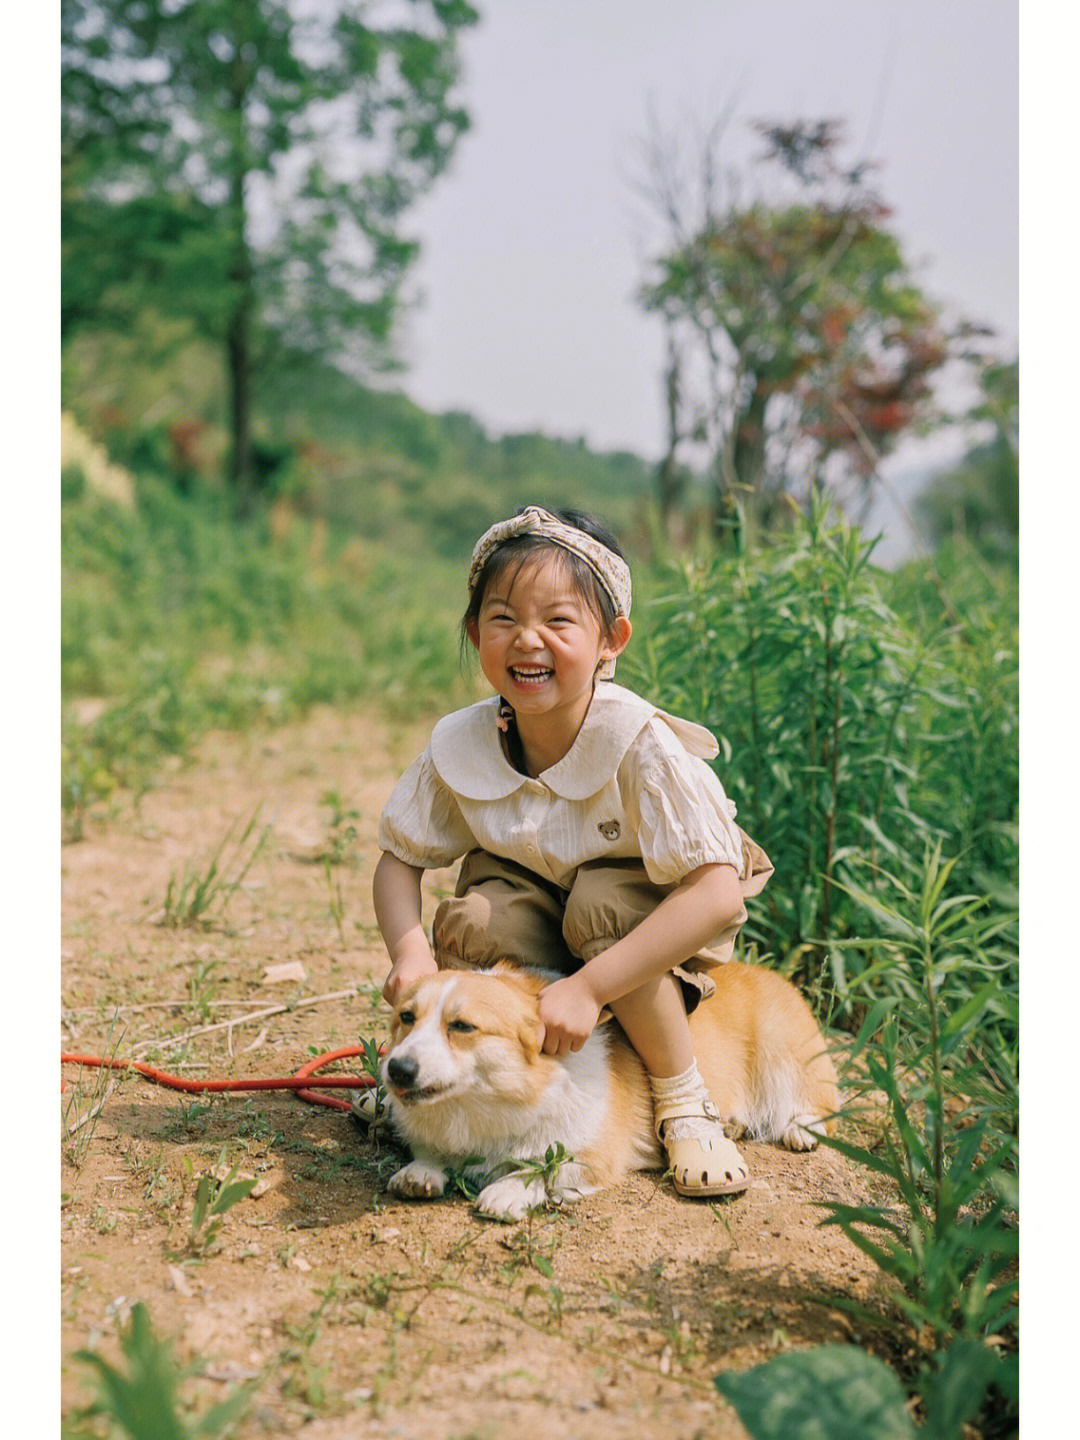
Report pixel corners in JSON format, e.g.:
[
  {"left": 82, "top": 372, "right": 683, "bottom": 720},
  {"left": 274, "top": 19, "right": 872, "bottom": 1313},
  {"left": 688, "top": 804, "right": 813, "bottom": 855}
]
[{"left": 366, "top": 505, "right": 772, "bottom": 1197}]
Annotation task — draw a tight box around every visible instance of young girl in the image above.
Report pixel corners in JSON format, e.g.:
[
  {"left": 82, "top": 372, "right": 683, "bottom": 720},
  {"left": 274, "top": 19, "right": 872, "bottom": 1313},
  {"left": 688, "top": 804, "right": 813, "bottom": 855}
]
[{"left": 367, "top": 505, "right": 772, "bottom": 1197}]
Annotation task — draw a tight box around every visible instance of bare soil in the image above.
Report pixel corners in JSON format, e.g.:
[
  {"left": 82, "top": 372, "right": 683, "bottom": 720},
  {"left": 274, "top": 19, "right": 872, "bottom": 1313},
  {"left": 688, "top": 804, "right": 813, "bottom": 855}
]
[{"left": 61, "top": 705, "right": 894, "bottom": 1439}]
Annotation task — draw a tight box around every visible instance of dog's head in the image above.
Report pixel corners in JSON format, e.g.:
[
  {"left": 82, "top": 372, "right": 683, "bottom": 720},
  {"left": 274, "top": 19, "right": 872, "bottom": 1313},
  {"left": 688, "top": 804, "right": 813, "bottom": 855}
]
[{"left": 381, "top": 964, "right": 552, "bottom": 1111}]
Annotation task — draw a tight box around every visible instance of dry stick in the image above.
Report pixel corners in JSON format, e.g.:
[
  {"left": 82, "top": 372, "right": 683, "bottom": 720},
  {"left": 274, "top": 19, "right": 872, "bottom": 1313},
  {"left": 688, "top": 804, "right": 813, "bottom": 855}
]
[
  {"left": 132, "top": 986, "right": 361, "bottom": 1057},
  {"left": 65, "top": 1079, "right": 117, "bottom": 1133}
]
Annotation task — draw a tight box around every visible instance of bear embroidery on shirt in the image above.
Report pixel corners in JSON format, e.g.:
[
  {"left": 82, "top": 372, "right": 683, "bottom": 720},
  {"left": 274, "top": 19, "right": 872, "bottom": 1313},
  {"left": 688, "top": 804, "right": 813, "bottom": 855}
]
[{"left": 597, "top": 820, "right": 621, "bottom": 841}]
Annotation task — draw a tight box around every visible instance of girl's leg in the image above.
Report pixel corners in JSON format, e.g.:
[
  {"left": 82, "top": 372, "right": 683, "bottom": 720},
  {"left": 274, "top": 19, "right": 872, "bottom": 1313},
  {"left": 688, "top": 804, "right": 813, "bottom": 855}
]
[
  {"left": 607, "top": 971, "right": 694, "bottom": 1077},
  {"left": 566, "top": 863, "right": 749, "bottom": 1197}
]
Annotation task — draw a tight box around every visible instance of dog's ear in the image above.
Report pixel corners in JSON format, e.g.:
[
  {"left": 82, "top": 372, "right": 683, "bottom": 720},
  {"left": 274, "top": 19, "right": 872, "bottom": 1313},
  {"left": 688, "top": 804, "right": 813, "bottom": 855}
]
[{"left": 516, "top": 1009, "right": 546, "bottom": 1058}]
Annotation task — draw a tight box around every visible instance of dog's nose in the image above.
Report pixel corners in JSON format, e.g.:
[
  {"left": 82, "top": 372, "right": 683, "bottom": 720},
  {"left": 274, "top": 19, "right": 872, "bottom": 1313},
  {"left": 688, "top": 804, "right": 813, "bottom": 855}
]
[{"left": 387, "top": 1055, "right": 419, "bottom": 1089}]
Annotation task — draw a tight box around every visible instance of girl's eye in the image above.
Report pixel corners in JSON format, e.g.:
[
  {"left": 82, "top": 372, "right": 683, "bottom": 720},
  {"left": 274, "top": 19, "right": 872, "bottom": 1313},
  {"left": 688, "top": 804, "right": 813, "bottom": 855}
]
[
  {"left": 448, "top": 1019, "right": 476, "bottom": 1034},
  {"left": 398, "top": 1010, "right": 415, "bottom": 1026}
]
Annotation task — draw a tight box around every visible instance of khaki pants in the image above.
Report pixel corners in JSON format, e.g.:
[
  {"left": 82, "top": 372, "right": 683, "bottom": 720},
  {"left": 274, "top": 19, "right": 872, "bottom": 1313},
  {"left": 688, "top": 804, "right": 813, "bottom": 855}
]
[{"left": 432, "top": 832, "right": 772, "bottom": 1015}]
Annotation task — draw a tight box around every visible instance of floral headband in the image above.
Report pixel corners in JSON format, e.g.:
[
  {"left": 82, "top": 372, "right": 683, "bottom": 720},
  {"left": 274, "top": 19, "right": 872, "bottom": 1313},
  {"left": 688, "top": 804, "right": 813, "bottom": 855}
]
[
  {"left": 468, "top": 507, "right": 632, "bottom": 681},
  {"left": 468, "top": 506, "right": 632, "bottom": 617}
]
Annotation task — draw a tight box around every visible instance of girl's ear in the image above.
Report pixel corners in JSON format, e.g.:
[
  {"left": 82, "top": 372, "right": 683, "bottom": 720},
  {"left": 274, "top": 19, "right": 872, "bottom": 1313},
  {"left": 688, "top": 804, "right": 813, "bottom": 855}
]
[
  {"left": 601, "top": 615, "right": 632, "bottom": 662},
  {"left": 465, "top": 616, "right": 480, "bottom": 650}
]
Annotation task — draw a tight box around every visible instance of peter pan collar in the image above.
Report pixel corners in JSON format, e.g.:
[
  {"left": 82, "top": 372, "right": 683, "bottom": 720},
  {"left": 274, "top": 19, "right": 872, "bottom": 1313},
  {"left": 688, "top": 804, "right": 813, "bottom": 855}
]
[{"left": 428, "top": 682, "right": 719, "bottom": 801}]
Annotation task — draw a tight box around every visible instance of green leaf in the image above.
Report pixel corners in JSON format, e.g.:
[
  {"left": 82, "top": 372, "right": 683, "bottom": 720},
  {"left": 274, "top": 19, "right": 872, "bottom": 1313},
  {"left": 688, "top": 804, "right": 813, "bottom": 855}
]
[
  {"left": 76, "top": 1304, "right": 189, "bottom": 1440},
  {"left": 920, "top": 1339, "right": 1002, "bottom": 1439},
  {"left": 715, "top": 1345, "right": 917, "bottom": 1440},
  {"left": 211, "top": 1178, "right": 257, "bottom": 1216}
]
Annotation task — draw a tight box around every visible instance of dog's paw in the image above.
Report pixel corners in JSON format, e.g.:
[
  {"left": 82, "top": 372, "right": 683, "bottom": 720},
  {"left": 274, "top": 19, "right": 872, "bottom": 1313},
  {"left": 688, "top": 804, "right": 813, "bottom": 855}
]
[
  {"left": 388, "top": 1159, "right": 448, "bottom": 1198},
  {"left": 475, "top": 1174, "right": 547, "bottom": 1221},
  {"left": 780, "top": 1118, "right": 826, "bottom": 1152},
  {"left": 548, "top": 1163, "right": 598, "bottom": 1207}
]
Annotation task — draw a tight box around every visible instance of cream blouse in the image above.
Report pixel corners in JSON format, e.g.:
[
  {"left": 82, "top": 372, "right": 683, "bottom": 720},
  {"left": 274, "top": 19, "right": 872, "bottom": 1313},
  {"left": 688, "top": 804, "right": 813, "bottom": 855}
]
[{"left": 377, "top": 683, "right": 747, "bottom": 891}]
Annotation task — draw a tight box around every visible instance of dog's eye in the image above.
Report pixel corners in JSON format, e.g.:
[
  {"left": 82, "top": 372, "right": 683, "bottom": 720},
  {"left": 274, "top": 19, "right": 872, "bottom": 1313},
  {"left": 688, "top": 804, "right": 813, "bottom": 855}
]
[
  {"left": 447, "top": 1019, "right": 476, "bottom": 1034},
  {"left": 397, "top": 1009, "right": 416, "bottom": 1026}
]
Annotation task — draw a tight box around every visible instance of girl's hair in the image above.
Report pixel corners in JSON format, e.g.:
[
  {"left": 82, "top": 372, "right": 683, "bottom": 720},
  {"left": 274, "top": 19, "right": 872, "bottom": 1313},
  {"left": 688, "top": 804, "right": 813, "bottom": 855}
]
[{"left": 460, "top": 507, "right": 627, "bottom": 655}]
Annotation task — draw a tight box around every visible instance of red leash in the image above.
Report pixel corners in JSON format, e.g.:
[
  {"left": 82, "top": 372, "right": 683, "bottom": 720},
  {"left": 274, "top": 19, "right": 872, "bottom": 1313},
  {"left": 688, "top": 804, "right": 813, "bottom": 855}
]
[{"left": 61, "top": 1046, "right": 375, "bottom": 1113}]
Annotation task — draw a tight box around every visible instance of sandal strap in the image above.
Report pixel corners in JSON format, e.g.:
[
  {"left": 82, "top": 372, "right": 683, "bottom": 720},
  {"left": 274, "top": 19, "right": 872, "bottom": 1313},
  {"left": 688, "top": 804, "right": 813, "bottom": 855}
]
[{"left": 652, "top": 1093, "right": 721, "bottom": 1140}]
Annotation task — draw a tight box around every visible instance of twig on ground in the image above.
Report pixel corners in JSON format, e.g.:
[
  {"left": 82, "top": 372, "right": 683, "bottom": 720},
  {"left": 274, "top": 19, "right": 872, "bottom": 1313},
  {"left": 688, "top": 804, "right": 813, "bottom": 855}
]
[{"left": 132, "top": 986, "right": 362, "bottom": 1057}]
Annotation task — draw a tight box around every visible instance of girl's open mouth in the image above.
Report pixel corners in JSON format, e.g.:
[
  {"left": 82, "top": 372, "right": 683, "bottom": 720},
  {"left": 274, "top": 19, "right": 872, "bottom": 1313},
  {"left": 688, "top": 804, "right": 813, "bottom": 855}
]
[{"left": 509, "top": 666, "right": 553, "bottom": 686}]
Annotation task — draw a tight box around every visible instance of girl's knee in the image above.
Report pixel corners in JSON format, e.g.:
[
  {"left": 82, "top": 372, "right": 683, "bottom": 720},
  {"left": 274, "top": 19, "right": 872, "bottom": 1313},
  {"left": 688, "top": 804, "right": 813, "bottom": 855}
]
[
  {"left": 434, "top": 858, "right": 573, "bottom": 973},
  {"left": 562, "top": 861, "right": 663, "bottom": 959}
]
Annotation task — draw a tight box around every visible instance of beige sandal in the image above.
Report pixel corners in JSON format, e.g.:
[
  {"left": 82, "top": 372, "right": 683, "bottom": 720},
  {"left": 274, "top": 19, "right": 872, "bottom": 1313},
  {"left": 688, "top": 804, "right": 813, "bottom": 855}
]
[{"left": 654, "top": 1095, "right": 749, "bottom": 1197}]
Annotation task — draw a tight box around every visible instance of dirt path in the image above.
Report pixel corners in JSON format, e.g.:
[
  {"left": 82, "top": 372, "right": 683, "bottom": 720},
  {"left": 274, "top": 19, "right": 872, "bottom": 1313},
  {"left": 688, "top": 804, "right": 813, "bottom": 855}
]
[{"left": 61, "top": 706, "right": 885, "bottom": 1439}]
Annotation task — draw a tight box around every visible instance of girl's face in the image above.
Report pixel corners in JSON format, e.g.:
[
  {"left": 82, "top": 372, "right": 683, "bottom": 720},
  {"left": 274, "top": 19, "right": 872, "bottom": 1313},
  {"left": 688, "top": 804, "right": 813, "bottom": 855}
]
[{"left": 466, "top": 553, "right": 631, "bottom": 737}]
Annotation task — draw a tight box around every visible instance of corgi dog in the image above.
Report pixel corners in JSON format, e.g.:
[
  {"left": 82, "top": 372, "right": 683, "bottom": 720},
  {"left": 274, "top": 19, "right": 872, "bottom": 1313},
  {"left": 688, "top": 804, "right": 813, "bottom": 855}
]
[{"left": 380, "top": 962, "right": 838, "bottom": 1221}]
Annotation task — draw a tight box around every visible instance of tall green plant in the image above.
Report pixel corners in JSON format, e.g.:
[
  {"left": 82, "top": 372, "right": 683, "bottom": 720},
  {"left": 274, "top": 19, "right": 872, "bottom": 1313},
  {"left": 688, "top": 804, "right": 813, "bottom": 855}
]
[
  {"left": 624, "top": 500, "right": 1018, "bottom": 988},
  {"left": 714, "top": 848, "right": 1017, "bottom": 1440}
]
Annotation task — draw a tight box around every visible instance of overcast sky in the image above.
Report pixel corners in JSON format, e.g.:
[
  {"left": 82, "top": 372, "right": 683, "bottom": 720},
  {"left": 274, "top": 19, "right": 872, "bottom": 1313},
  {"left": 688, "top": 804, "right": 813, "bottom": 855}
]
[{"left": 399, "top": 0, "right": 1018, "bottom": 473}]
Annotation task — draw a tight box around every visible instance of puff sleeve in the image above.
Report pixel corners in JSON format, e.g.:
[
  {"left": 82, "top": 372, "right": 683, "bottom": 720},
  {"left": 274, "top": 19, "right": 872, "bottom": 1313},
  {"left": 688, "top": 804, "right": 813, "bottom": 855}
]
[
  {"left": 622, "top": 724, "right": 745, "bottom": 886},
  {"left": 377, "top": 748, "right": 477, "bottom": 868}
]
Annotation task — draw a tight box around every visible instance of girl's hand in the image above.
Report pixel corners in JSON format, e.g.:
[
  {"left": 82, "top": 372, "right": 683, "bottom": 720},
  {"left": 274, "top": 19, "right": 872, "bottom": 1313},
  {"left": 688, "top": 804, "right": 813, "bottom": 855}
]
[
  {"left": 383, "top": 951, "right": 438, "bottom": 1008},
  {"left": 537, "top": 972, "right": 602, "bottom": 1056}
]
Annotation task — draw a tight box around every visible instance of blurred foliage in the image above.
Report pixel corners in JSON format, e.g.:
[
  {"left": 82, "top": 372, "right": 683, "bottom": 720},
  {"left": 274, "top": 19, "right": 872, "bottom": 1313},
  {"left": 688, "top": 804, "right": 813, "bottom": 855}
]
[
  {"left": 62, "top": 0, "right": 478, "bottom": 507},
  {"left": 638, "top": 118, "right": 951, "bottom": 541},
  {"left": 917, "top": 358, "right": 1018, "bottom": 564},
  {"left": 620, "top": 495, "right": 1018, "bottom": 997}
]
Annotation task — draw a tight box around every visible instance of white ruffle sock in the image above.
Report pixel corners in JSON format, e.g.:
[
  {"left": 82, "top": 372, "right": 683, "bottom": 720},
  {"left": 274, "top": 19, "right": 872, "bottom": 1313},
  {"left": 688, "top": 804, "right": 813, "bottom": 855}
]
[{"left": 649, "top": 1059, "right": 722, "bottom": 1142}]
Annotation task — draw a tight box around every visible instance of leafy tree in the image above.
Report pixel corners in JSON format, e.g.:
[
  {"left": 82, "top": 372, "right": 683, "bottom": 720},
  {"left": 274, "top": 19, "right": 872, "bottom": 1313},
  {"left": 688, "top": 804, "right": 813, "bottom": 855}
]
[
  {"left": 62, "top": 0, "right": 478, "bottom": 513},
  {"left": 917, "top": 356, "right": 1018, "bottom": 562},
  {"left": 638, "top": 118, "right": 949, "bottom": 542}
]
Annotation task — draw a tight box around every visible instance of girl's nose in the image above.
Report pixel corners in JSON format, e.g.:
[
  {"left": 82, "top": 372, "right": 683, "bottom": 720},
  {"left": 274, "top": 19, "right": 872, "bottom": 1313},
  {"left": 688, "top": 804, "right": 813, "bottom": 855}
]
[{"left": 515, "top": 625, "right": 543, "bottom": 650}]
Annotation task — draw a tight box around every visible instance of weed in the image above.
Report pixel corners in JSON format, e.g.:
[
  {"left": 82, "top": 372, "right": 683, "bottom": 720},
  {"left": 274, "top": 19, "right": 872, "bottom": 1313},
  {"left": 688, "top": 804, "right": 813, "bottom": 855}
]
[
  {"left": 180, "top": 1149, "right": 257, "bottom": 1256},
  {"left": 90, "top": 1207, "right": 120, "bottom": 1236},
  {"left": 63, "top": 1017, "right": 123, "bottom": 1168},
  {"left": 324, "top": 857, "right": 348, "bottom": 945},
  {"left": 822, "top": 847, "right": 1018, "bottom": 1350},
  {"left": 320, "top": 789, "right": 361, "bottom": 865},
  {"left": 496, "top": 1219, "right": 561, "bottom": 1283},
  {"left": 235, "top": 1104, "right": 276, "bottom": 1142},
  {"left": 186, "top": 958, "right": 221, "bottom": 1022},
  {"left": 70, "top": 1301, "right": 256, "bottom": 1439},
  {"left": 159, "top": 812, "right": 271, "bottom": 929},
  {"left": 162, "top": 1101, "right": 214, "bottom": 1139},
  {"left": 708, "top": 1200, "right": 741, "bottom": 1250}
]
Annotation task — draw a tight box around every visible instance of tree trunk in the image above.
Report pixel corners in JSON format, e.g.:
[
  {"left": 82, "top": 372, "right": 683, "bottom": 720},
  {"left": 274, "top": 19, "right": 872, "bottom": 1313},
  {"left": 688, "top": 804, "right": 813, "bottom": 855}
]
[
  {"left": 227, "top": 291, "right": 254, "bottom": 518},
  {"left": 657, "top": 331, "right": 686, "bottom": 537},
  {"left": 720, "top": 383, "right": 769, "bottom": 543},
  {"left": 227, "top": 36, "right": 254, "bottom": 517}
]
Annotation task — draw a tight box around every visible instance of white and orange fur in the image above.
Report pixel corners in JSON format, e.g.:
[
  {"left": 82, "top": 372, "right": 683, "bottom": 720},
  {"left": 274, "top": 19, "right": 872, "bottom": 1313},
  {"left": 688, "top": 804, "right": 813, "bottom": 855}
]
[{"left": 380, "top": 962, "right": 839, "bottom": 1220}]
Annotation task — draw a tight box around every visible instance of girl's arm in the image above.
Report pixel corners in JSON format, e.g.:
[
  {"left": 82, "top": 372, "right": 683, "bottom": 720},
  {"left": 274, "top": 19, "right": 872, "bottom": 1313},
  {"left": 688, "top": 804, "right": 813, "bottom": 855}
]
[
  {"left": 536, "top": 862, "right": 743, "bottom": 1052},
  {"left": 372, "top": 850, "right": 438, "bottom": 1005}
]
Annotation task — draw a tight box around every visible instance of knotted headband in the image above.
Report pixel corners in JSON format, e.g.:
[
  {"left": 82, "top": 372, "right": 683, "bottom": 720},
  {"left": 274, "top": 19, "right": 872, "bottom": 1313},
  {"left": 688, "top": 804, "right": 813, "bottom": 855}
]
[
  {"left": 468, "top": 507, "right": 632, "bottom": 682},
  {"left": 468, "top": 506, "right": 632, "bottom": 619}
]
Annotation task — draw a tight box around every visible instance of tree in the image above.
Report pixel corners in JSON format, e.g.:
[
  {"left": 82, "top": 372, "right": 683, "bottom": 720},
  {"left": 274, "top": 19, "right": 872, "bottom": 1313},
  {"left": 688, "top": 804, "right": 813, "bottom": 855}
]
[
  {"left": 637, "top": 118, "right": 949, "bottom": 542},
  {"left": 917, "top": 356, "right": 1018, "bottom": 561},
  {"left": 62, "top": 0, "right": 478, "bottom": 513}
]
